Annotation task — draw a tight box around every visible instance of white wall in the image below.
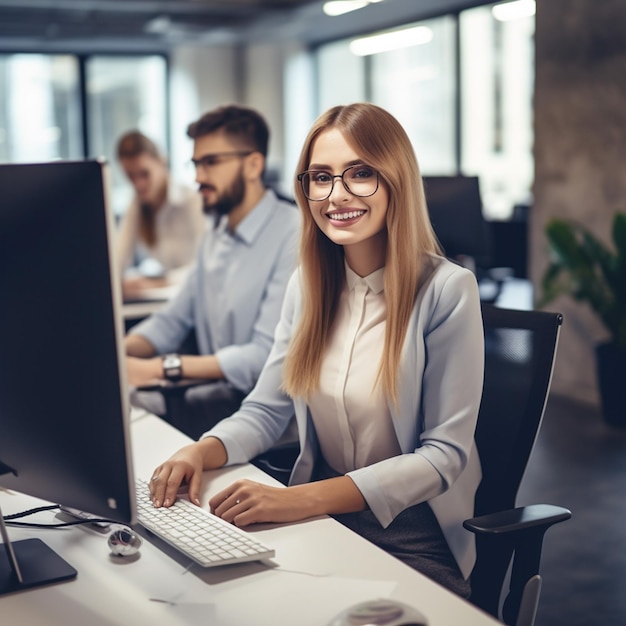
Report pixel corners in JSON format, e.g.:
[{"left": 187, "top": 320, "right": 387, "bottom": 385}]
[{"left": 168, "top": 44, "right": 240, "bottom": 185}]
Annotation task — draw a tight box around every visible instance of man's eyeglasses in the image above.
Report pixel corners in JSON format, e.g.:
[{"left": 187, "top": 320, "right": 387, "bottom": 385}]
[
  {"left": 297, "top": 165, "right": 380, "bottom": 201},
  {"left": 190, "top": 151, "right": 253, "bottom": 171}
]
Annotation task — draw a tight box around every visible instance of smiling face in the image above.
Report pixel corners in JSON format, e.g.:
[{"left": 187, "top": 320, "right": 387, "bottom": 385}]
[{"left": 306, "top": 128, "right": 389, "bottom": 276}]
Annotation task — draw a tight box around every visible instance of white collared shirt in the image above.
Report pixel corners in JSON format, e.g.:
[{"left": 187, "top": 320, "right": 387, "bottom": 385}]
[
  {"left": 116, "top": 181, "right": 205, "bottom": 284},
  {"left": 308, "top": 262, "right": 402, "bottom": 473}
]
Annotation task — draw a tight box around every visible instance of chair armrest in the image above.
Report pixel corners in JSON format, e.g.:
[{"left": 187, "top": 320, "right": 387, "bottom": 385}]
[
  {"left": 464, "top": 504, "right": 571, "bottom": 626},
  {"left": 464, "top": 503, "right": 571, "bottom": 536}
]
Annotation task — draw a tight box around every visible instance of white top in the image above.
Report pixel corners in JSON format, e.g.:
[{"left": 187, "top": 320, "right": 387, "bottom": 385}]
[
  {"left": 308, "top": 263, "right": 401, "bottom": 474},
  {"left": 115, "top": 181, "right": 205, "bottom": 285}
]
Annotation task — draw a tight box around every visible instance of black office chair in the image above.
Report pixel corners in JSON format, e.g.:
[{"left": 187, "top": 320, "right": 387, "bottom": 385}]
[{"left": 464, "top": 304, "right": 571, "bottom": 626}]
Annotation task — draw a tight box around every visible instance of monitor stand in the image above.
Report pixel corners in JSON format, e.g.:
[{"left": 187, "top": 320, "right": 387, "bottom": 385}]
[{"left": 1, "top": 503, "right": 77, "bottom": 596}]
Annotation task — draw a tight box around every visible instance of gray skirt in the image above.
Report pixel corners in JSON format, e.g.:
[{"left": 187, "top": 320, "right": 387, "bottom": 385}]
[{"left": 313, "top": 456, "right": 471, "bottom": 598}]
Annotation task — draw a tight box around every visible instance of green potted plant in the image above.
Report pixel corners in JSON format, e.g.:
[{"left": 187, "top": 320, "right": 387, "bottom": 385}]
[{"left": 540, "top": 211, "right": 626, "bottom": 427}]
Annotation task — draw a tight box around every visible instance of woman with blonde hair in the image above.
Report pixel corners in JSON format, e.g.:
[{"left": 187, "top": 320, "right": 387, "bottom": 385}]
[
  {"left": 115, "top": 130, "right": 204, "bottom": 298},
  {"left": 148, "top": 103, "right": 484, "bottom": 596}
]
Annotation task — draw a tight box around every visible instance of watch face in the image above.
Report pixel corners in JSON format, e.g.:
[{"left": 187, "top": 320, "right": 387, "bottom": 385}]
[
  {"left": 162, "top": 354, "right": 182, "bottom": 379},
  {"left": 163, "top": 355, "right": 180, "bottom": 368}
]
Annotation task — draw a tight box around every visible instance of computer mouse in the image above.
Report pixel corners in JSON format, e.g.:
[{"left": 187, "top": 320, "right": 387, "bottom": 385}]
[
  {"left": 327, "top": 599, "right": 428, "bottom": 626},
  {"left": 108, "top": 525, "right": 143, "bottom": 557}
]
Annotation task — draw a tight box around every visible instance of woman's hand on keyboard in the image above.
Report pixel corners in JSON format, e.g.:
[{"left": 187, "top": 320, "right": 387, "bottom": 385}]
[
  {"left": 208, "top": 479, "right": 318, "bottom": 526},
  {"left": 149, "top": 437, "right": 228, "bottom": 508},
  {"left": 208, "top": 475, "right": 366, "bottom": 527}
]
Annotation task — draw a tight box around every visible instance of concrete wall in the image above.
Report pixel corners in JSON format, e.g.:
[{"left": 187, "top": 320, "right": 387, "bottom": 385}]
[{"left": 532, "top": 0, "right": 626, "bottom": 404}]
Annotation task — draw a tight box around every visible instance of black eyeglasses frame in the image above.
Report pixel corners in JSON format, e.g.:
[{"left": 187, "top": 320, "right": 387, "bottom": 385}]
[{"left": 297, "top": 165, "right": 380, "bottom": 201}]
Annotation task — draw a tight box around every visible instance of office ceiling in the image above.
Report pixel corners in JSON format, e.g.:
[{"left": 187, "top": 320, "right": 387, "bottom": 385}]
[
  {"left": 0, "top": 0, "right": 491, "bottom": 52},
  {"left": 0, "top": 0, "right": 322, "bottom": 50}
]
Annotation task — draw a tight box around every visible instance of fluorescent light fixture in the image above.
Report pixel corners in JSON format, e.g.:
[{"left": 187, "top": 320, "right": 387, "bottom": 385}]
[
  {"left": 350, "top": 25, "right": 433, "bottom": 56},
  {"left": 492, "top": 0, "right": 536, "bottom": 22},
  {"left": 322, "top": 0, "right": 384, "bottom": 17},
  {"left": 323, "top": 1, "right": 369, "bottom": 16}
]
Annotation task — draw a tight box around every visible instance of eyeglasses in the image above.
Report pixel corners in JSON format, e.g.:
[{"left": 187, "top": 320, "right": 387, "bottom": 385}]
[
  {"left": 297, "top": 165, "right": 380, "bottom": 201},
  {"left": 190, "top": 151, "right": 253, "bottom": 171}
]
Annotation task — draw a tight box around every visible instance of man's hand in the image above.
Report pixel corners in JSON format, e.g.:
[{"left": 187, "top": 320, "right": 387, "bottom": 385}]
[{"left": 126, "top": 355, "right": 162, "bottom": 387}]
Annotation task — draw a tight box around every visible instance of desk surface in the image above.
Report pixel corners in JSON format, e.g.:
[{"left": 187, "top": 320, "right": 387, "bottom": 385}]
[
  {"left": 122, "top": 299, "right": 168, "bottom": 322},
  {"left": 0, "top": 413, "right": 500, "bottom": 626}
]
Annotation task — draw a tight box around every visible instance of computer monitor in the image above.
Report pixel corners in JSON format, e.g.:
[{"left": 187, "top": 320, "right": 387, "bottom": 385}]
[
  {"left": 0, "top": 160, "right": 135, "bottom": 595},
  {"left": 422, "top": 175, "right": 493, "bottom": 270}
]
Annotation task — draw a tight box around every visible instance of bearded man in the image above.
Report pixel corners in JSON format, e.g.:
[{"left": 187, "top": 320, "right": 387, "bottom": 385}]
[{"left": 125, "top": 105, "right": 300, "bottom": 438}]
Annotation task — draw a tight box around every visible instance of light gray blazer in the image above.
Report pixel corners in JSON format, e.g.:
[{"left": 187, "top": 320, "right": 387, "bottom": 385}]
[{"left": 206, "top": 255, "right": 484, "bottom": 578}]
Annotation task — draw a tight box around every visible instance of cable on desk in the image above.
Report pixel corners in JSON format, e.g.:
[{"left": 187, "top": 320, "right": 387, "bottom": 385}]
[{"left": 2, "top": 504, "right": 116, "bottom": 529}]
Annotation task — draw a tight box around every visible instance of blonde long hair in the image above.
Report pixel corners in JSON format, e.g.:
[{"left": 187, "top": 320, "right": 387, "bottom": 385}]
[{"left": 283, "top": 103, "right": 442, "bottom": 404}]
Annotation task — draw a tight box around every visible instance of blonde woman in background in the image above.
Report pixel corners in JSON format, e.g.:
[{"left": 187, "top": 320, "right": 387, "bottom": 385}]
[
  {"left": 115, "top": 130, "right": 205, "bottom": 299},
  {"left": 148, "top": 103, "right": 484, "bottom": 597}
]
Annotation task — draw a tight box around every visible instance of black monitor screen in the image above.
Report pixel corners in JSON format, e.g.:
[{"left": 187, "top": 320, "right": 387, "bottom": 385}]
[
  {"left": 0, "top": 160, "right": 134, "bottom": 525},
  {"left": 423, "top": 175, "right": 492, "bottom": 268}
]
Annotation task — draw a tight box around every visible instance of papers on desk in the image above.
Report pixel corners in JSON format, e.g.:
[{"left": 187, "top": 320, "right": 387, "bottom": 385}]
[{"left": 145, "top": 569, "right": 397, "bottom": 626}]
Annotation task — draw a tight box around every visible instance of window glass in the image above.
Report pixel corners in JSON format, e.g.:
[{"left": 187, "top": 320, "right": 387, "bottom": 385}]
[
  {"left": 0, "top": 54, "right": 81, "bottom": 163},
  {"left": 85, "top": 55, "right": 167, "bottom": 216},
  {"left": 314, "top": 17, "right": 456, "bottom": 175},
  {"left": 460, "top": 5, "right": 535, "bottom": 219},
  {"left": 369, "top": 16, "right": 457, "bottom": 175},
  {"left": 317, "top": 40, "right": 366, "bottom": 112}
]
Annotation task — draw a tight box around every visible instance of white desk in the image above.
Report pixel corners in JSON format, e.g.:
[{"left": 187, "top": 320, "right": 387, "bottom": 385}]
[
  {"left": 1, "top": 414, "right": 500, "bottom": 626},
  {"left": 122, "top": 285, "right": 178, "bottom": 323},
  {"left": 122, "top": 299, "right": 168, "bottom": 323}
]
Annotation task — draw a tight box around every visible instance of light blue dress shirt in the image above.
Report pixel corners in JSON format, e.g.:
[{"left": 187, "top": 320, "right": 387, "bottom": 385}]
[{"left": 131, "top": 189, "right": 300, "bottom": 393}]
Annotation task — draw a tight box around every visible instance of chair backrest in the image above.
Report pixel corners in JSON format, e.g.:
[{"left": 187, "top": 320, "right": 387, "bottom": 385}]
[{"left": 470, "top": 303, "right": 563, "bottom": 613}]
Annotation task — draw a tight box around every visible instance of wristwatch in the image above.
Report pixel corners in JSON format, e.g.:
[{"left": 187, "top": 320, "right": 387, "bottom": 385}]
[{"left": 161, "top": 353, "right": 182, "bottom": 381}]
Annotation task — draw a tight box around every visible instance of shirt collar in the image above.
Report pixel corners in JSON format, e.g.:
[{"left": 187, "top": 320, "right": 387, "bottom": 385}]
[
  {"left": 345, "top": 260, "right": 385, "bottom": 294},
  {"left": 216, "top": 188, "right": 278, "bottom": 245}
]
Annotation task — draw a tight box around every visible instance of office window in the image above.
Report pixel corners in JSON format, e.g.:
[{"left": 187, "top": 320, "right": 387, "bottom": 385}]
[
  {"left": 316, "top": 40, "right": 366, "bottom": 112},
  {"left": 314, "top": 16, "right": 456, "bottom": 175},
  {"left": 85, "top": 55, "right": 168, "bottom": 216},
  {"left": 460, "top": 5, "right": 535, "bottom": 219},
  {"left": 312, "top": 3, "right": 535, "bottom": 220},
  {"left": 0, "top": 54, "right": 82, "bottom": 163},
  {"left": 369, "top": 16, "right": 456, "bottom": 174}
]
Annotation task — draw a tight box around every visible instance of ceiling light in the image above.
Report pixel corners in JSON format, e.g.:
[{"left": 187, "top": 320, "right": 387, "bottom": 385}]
[
  {"left": 350, "top": 25, "right": 433, "bottom": 56},
  {"left": 323, "top": 0, "right": 385, "bottom": 17},
  {"left": 492, "top": 0, "right": 536, "bottom": 22}
]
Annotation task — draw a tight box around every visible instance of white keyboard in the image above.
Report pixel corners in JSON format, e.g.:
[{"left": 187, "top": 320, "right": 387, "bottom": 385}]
[{"left": 135, "top": 479, "right": 275, "bottom": 567}]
